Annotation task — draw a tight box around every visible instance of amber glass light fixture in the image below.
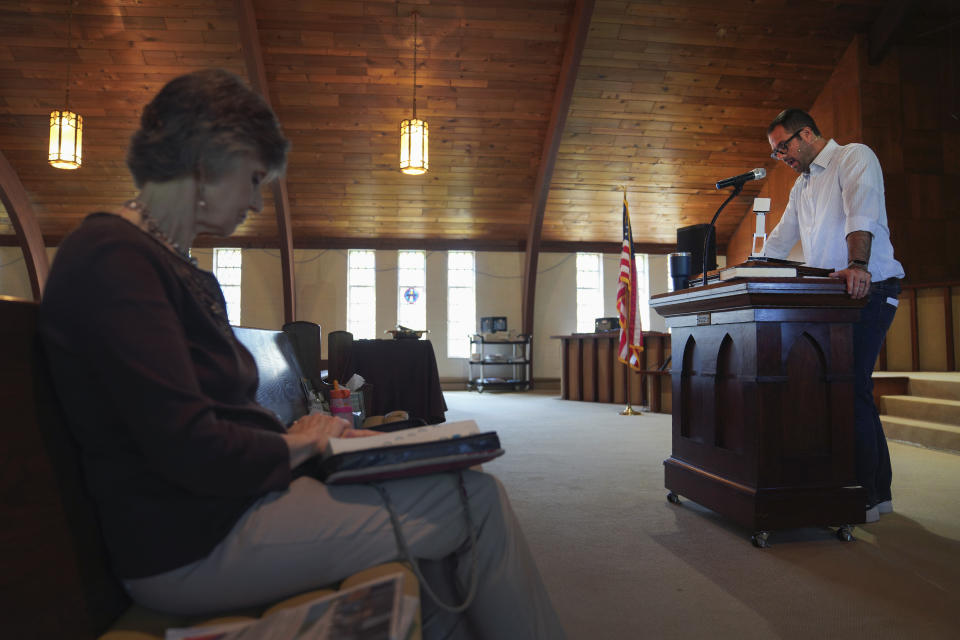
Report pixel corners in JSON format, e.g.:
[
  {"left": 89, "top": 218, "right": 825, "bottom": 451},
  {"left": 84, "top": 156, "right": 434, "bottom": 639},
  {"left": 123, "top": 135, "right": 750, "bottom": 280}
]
[
  {"left": 49, "top": 110, "right": 82, "bottom": 170},
  {"left": 399, "top": 117, "right": 427, "bottom": 175},
  {"left": 49, "top": 0, "right": 82, "bottom": 170},
  {"left": 400, "top": 11, "right": 427, "bottom": 175}
]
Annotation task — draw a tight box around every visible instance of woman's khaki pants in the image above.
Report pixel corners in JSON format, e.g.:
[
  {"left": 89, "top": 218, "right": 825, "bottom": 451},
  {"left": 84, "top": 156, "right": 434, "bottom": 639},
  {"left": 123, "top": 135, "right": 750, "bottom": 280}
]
[{"left": 125, "top": 471, "right": 565, "bottom": 640}]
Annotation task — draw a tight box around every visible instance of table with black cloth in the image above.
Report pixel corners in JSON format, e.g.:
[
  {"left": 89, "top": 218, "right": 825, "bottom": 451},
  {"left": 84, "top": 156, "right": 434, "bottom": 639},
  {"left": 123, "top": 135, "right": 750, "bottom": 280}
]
[{"left": 350, "top": 339, "right": 447, "bottom": 424}]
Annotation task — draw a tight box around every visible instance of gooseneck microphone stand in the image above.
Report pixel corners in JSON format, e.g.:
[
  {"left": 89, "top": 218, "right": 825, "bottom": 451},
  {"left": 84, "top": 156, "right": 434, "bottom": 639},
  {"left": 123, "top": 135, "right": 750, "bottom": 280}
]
[{"left": 701, "top": 182, "right": 743, "bottom": 287}]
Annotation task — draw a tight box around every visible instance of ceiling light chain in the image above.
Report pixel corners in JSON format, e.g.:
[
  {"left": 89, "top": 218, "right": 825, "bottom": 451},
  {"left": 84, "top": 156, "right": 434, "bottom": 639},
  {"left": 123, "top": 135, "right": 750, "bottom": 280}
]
[
  {"left": 400, "top": 10, "right": 428, "bottom": 175},
  {"left": 412, "top": 8, "right": 417, "bottom": 120},
  {"left": 49, "top": 0, "right": 83, "bottom": 170}
]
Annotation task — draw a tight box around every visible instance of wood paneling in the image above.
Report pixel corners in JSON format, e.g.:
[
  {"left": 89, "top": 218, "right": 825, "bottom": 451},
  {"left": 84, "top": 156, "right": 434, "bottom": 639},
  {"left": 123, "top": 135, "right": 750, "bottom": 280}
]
[
  {"left": 727, "top": 35, "right": 864, "bottom": 266},
  {"left": 555, "top": 330, "right": 670, "bottom": 410},
  {"left": 0, "top": 297, "right": 130, "bottom": 638},
  {"left": 727, "top": 9, "right": 960, "bottom": 289},
  {"left": 653, "top": 280, "right": 867, "bottom": 535},
  {"left": 548, "top": 0, "right": 885, "bottom": 247},
  {"left": 0, "top": 0, "right": 903, "bottom": 255},
  {"left": 237, "top": 0, "right": 296, "bottom": 323}
]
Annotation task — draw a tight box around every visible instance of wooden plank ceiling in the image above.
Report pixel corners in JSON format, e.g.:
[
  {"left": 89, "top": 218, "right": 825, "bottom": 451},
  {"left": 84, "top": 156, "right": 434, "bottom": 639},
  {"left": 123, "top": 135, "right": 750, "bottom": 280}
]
[{"left": 0, "top": 0, "right": 901, "bottom": 252}]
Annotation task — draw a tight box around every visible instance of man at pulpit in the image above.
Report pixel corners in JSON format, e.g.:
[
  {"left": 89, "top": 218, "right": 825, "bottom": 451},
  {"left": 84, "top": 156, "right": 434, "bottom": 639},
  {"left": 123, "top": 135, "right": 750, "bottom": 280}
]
[{"left": 763, "top": 108, "right": 905, "bottom": 523}]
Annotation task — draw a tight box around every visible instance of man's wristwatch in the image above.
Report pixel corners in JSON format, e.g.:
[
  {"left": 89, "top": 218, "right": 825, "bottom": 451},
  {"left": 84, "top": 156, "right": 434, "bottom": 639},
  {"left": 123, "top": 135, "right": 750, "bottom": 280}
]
[{"left": 847, "top": 259, "right": 868, "bottom": 271}]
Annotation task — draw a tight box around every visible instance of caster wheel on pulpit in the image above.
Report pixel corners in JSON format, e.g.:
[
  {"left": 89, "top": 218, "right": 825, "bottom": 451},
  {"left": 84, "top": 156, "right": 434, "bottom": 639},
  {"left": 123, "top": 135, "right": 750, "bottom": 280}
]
[
  {"left": 836, "top": 525, "right": 855, "bottom": 542},
  {"left": 666, "top": 492, "right": 681, "bottom": 505},
  {"left": 751, "top": 531, "right": 770, "bottom": 548}
]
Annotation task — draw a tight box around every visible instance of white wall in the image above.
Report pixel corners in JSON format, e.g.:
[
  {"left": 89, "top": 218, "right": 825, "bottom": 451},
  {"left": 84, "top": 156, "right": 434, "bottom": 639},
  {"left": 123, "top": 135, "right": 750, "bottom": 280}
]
[
  {"left": 0, "top": 246, "right": 56, "bottom": 301},
  {"left": 0, "top": 246, "right": 34, "bottom": 300},
  {"left": 197, "top": 248, "right": 350, "bottom": 333},
  {"left": 532, "top": 253, "right": 576, "bottom": 378},
  {"left": 602, "top": 253, "right": 620, "bottom": 320},
  {"left": 2, "top": 243, "right": 670, "bottom": 380},
  {"left": 375, "top": 250, "right": 397, "bottom": 340},
  {"left": 294, "top": 250, "right": 348, "bottom": 332},
  {"left": 12, "top": 240, "right": 958, "bottom": 377},
  {"left": 425, "top": 250, "right": 449, "bottom": 371},
  {"left": 647, "top": 254, "right": 669, "bottom": 332}
]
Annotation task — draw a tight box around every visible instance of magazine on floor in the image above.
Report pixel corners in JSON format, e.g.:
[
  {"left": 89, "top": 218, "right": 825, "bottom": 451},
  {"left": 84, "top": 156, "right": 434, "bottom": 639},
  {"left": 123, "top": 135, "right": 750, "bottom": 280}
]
[{"left": 164, "top": 572, "right": 416, "bottom": 640}]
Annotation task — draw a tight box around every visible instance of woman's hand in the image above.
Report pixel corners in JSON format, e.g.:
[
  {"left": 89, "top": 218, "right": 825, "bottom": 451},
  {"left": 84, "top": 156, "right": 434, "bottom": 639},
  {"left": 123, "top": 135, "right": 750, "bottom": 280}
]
[{"left": 283, "top": 414, "right": 380, "bottom": 469}]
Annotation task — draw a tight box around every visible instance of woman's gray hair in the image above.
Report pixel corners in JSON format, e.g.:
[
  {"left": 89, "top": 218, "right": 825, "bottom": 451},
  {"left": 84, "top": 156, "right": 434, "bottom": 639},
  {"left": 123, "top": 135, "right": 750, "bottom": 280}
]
[{"left": 127, "top": 69, "right": 289, "bottom": 187}]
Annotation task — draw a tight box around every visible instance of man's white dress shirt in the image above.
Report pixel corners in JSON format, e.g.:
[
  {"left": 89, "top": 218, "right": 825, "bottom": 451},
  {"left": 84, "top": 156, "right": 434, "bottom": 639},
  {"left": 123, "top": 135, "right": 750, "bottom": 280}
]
[{"left": 763, "top": 139, "right": 904, "bottom": 282}]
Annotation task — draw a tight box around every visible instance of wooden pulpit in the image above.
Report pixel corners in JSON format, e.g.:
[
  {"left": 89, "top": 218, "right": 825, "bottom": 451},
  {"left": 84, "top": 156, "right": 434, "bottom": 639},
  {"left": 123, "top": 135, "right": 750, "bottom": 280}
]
[{"left": 650, "top": 277, "right": 867, "bottom": 545}]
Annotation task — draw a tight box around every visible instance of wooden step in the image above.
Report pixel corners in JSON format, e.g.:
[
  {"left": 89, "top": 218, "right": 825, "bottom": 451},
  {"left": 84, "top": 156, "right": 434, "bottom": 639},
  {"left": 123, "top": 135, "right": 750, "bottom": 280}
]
[
  {"left": 881, "top": 395, "right": 960, "bottom": 426},
  {"left": 881, "top": 415, "right": 960, "bottom": 454},
  {"left": 908, "top": 378, "right": 960, "bottom": 402}
]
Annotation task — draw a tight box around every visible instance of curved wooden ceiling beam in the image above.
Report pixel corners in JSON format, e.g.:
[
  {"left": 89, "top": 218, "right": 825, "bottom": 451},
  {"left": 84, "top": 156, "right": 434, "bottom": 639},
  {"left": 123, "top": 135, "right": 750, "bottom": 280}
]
[
  {"left": 236, "top": 0, "right": 296, "bottom": 324},
  {"left": 522, "top": 0, "right": 595, "bottom": 337},
  {"left": 0, "top": 150, "right": 48, "bottom": 301}
]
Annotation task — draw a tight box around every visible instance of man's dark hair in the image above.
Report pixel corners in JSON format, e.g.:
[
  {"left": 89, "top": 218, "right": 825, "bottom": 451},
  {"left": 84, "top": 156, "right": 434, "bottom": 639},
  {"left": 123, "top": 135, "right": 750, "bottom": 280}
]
[
  {"left": 127, "top": 69, "right": 290, "bottom": 188},
  {"left": 767, "top": 108, "right": 821, "bottom": 137}
]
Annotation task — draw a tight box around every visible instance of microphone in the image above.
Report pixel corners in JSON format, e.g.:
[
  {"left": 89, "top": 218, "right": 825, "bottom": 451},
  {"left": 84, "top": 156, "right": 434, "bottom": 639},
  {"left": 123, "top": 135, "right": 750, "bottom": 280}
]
[
  {"left": 695, "top": 169, "right": 766, "bottom": 287},
  {"left": 715, "top": 168, "right": 766, "bottom": 190}
]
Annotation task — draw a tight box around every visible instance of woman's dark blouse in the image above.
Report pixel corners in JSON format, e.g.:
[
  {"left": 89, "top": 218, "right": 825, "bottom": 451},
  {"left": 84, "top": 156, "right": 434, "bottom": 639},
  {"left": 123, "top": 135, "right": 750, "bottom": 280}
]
[{"left": 39, "top": 213, "right": 292, "bottom": 579}]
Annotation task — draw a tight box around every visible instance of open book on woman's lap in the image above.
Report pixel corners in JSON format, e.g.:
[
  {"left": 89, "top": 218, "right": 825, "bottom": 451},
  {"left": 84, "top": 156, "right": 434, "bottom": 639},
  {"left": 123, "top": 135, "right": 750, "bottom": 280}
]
[{"left": 304, "top": 420, "right": 504, "bottom": 484}]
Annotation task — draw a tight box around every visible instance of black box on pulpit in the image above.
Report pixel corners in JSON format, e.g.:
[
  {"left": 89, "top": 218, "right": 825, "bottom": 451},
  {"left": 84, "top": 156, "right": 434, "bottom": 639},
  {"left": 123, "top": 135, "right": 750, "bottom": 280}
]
[{"left": 677, "top": 223, "right": 717, "bottom": 274}]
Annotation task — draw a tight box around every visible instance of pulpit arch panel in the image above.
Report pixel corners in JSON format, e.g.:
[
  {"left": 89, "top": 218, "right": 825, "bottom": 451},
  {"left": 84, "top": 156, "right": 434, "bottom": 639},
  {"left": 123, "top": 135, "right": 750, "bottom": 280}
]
[
  {"left": 679, "top": 335, "right": 696, "bottom": 440},
  {"left": 715, "top": 334, "right": 745, "bottom": 453},
  {"left": 779, "top": 330, "right": 834, "bottom": 484}
]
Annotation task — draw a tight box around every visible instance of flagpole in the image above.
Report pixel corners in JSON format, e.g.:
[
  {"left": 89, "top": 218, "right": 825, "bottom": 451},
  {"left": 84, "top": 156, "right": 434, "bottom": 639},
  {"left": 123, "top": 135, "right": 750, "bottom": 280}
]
[{"left": 619, "top": 185, "right": 641, "bottom": 417}]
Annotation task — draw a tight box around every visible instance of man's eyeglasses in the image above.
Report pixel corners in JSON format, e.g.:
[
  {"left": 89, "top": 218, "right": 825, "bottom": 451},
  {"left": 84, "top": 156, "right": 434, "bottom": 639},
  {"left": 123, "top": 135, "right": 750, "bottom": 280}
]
[{"left": 770, "top": 128, "right": 804, "bottom": 159}]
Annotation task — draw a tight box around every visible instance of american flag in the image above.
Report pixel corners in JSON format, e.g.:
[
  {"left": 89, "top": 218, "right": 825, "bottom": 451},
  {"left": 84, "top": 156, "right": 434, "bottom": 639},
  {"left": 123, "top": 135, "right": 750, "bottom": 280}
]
[{"left": 617, "top": 192, "right": 643, "bottom": 369}]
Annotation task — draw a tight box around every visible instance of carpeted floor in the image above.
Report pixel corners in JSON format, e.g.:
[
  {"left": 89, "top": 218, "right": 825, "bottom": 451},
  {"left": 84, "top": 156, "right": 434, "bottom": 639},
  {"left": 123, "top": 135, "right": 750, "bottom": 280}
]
[{"left": 444, "top": 390, "right": 960, "bottom": 640}]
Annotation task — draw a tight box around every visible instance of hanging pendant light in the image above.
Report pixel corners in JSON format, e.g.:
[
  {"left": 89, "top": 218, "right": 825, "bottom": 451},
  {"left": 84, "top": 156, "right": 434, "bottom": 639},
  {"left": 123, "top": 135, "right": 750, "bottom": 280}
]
[
  {"left": 49, "top": 110, "right": 82, "bottom": 170},
  {"left": 400, "top": 11, "right": 427, "bottom": 175},
  {"left": 49, "top": 0, "right": 82, "bottom": 170}
]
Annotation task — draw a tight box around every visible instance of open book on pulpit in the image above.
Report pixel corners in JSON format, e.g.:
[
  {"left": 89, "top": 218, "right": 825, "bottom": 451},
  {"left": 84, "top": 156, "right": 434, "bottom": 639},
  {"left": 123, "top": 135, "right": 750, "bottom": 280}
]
[
  {"left": 306, "top": 420, "right": 504, "bottom": 484},
  {"left": 716, "top": 259, "right": 832, "bottom": 282}
]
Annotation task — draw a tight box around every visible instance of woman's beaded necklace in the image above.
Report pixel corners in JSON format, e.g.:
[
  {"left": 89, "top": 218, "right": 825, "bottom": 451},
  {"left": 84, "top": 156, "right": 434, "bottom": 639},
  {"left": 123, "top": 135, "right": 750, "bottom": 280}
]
[
  {"left": 119, "top": 200, "right": 233, "bottom": 339},
  {"left": 122, "top": 199, "right": 197, "bottom": 267}
]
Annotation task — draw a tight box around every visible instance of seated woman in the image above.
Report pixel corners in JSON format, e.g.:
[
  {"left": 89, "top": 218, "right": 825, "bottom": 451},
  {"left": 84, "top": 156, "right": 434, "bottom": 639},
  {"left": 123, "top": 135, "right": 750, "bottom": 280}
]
[{"left": 39, "top": 69, "right": 563, "bottom": 640}]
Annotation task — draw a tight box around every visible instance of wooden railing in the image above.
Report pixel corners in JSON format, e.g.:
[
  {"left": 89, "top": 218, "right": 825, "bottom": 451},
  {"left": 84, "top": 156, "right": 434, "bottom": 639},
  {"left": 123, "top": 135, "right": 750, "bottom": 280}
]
[
  {"left": 878, "top": 280, "right": 958, "bottom": 372},
  {"left": 553, "top": 331, "right": 671, "bottom": 411}
]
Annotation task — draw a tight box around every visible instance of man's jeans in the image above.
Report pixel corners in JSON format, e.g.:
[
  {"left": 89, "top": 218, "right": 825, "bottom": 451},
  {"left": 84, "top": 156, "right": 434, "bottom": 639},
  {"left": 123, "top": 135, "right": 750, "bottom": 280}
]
[{"left": 852, "top": 277, "right": 901, "bottom": 507}]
